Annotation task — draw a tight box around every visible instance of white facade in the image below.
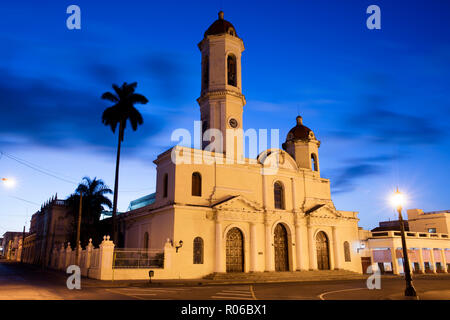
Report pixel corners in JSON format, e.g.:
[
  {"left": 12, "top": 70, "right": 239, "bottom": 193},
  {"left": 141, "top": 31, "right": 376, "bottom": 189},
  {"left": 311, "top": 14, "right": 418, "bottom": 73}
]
[{"left": 118, "top": 12, "right": 363, "bottom": 279}]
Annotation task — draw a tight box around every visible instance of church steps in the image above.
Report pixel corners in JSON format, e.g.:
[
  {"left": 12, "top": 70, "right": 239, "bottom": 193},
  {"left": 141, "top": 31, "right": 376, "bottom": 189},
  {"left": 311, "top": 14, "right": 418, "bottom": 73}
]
[{"left": 203, "top": 270, "right": 362, "bottom": 281}]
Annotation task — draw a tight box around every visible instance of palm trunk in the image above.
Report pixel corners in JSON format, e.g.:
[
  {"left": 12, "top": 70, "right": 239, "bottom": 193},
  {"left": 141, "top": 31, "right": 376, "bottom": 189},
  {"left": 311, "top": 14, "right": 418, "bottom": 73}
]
[{"left": 112, "top": 122, "right": 124, "bottom": 245}]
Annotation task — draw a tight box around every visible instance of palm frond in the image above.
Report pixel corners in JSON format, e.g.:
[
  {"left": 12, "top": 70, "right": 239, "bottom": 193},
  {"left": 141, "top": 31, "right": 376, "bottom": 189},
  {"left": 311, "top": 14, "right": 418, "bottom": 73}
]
[
  {"left": 130, "top": 93, "right": 148, "bottom": 104},
  {"left": 101, "top": 91, "right": 118, "bottom": 102}
]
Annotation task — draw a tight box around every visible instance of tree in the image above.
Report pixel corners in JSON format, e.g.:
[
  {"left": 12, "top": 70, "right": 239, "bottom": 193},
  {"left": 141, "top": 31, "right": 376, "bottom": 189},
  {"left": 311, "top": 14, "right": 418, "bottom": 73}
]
[
  {"left": 67, "top": 177, "right": 112, "bottom": 246},
  {"left": 101, "top": 82, "right": 148, "bottom": 244}
]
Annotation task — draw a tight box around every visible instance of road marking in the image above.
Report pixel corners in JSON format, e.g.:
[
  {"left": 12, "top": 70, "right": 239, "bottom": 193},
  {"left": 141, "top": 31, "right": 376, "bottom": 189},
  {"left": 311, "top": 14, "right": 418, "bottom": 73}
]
[
  {"left": 115, "top": 288, "right": 186, "bottom": 293},
  {"left": 215, "top": 292, "right": 253, "bottom": 297},
  {"left": 318, "top": 288, "right": 366, "bottom": 300},
  {"left": 211, "top": 296, "right": 254, "bottom": 300},
  {"left": 211, "top": 285, "right": 257, "bottom": 300}
]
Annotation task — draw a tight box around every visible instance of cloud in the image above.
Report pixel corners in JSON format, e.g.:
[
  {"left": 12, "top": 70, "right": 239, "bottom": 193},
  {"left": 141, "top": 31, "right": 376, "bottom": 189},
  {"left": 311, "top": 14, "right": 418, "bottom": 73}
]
[
  {"left": 347, "top": 94, "right": 444, "bottom": 145},
  {"left": 327, "top": 154, "right": 400, "bottom": 194}
]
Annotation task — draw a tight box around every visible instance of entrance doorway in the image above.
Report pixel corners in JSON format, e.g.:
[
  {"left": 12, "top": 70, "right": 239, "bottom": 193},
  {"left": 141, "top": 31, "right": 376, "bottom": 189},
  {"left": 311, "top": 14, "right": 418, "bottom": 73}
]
[
  {"left": 226, "top": 227, "right": 244, "bottom": 272},
  {"left": 315, "top": 231, "right": 330, "bottom": 270},
  {"left": 274, "top": 224, "right": 289, "bottom": 271}
]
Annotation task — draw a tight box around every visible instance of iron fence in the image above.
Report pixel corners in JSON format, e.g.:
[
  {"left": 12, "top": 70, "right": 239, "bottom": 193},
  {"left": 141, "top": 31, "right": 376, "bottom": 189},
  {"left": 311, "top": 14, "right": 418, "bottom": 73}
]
[{"left": 113, "top": 249, "right": 164, "bottom": 269}]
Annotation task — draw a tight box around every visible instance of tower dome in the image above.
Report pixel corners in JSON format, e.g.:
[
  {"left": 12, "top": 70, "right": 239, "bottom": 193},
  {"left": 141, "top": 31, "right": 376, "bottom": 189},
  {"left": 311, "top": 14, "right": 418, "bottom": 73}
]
[{"left": 204, "top": 11, "right": 238, "bottom": 38}]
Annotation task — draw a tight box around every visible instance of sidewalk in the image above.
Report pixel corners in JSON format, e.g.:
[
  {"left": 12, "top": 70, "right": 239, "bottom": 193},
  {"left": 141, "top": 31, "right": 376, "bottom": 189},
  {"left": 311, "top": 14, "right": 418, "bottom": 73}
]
[{"left": 388, "top": 290, "right": 450, "bottom": 300}]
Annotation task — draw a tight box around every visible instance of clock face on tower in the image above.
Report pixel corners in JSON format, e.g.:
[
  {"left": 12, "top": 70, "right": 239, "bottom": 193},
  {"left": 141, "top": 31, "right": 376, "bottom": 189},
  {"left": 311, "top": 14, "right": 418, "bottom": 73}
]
[{"left": 228, "top": 118, "right": 238, "bottom": 128}]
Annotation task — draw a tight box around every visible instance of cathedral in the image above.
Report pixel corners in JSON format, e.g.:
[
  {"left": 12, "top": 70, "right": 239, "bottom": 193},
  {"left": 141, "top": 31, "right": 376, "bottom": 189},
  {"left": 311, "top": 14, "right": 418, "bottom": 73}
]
[{"left": 120, "top": 12, "right": 363, "bottom": 278}]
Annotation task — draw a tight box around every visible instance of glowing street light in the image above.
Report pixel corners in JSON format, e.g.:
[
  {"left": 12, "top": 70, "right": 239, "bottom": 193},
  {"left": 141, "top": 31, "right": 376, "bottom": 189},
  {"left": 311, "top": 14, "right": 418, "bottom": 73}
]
[
  {"left": 391, "top": 187, "right": 417, "bottom": 298},
  {"left": 1, "top": 177, "right": 16, "bottom": 188}
]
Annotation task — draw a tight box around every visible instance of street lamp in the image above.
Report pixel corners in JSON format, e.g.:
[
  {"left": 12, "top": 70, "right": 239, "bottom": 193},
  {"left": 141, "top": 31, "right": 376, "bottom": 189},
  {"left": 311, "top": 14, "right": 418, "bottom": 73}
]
[{"left": 390, "top": 187, "right": 417, "bottom": 297}]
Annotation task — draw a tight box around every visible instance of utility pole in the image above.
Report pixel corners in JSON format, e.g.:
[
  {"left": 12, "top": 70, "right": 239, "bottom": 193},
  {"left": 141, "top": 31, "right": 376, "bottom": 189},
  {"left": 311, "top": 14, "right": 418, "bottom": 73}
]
[
  {"left": 21, "top": 225, "right": 25, "bottom": 263},
  {"left": 75, "top": 192, "right": 82, "bottom": 264}
]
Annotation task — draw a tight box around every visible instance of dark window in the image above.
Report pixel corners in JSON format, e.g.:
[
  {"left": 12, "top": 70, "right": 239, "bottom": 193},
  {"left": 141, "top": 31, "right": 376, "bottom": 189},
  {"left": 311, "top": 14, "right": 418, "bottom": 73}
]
[
  {"left": 202, "top": 55, "right": 209, "bottom": 92},
  {"left": 344, "top": 241, "right": 351, "bottom": 262},
  {"left": 193, "top": 237, "right": 204, "bottom": 264},
  {"left": 202, "top": 120, "right": 208, "bottom": 136},
  {"left": 227, "top": 54, "right": 237, "bottom": 86},
  {"left": 163, "top": 173, "right": 168, "bottom": 198},
  {"left": 311, "top": 153, "right": 318, "bottom": 171},
  {"left": 274, "top": 181, "right": 285, "bottom": 209},
  {"left": 143, "top": 232, "right": 149, "bottom": 250},
  {"left": 192, "top": 172, "right": 202, "bottom": 197},
  {"left": 428, "top": 228, "right": 436, "bottom": 233}
]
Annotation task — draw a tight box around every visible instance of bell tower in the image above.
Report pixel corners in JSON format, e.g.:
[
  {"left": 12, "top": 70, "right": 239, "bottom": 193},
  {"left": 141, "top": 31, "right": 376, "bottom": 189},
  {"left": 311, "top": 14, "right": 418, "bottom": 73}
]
[
  {"left": 197, "top": 11, "right": 246, "bottom": 159},
  {"left": 282, "top": 116, "right": 321, "bottom": 174}
]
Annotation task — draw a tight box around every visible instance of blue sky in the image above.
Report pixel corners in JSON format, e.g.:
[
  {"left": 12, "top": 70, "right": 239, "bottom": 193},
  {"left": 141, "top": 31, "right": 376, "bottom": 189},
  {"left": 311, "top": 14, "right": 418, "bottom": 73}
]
[{"left": 1, "top": 0, "right": 449, "bottom": 235}]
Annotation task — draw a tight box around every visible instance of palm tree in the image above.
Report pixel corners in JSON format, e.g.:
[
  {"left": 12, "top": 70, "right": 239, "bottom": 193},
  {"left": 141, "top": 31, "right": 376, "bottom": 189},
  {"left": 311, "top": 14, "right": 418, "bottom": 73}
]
[
  {"left": 101, "top": 82, "right": 148, "bottom": 244},
  {"left": 67, "top": 177, "right": 113, "bottom": 246}
]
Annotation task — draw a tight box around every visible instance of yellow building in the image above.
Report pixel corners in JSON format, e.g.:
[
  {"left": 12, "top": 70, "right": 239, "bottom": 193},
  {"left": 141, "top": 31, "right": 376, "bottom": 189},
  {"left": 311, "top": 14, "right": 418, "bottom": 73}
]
[{"left": 120, "top": 12, "right": 363, "bottom": 278}]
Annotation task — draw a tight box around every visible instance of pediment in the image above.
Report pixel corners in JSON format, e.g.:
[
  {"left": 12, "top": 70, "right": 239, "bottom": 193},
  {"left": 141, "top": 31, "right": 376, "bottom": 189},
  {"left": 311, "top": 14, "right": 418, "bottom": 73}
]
[
  {"left": 212, "top": 195, "right": 263, "bottom": 212},
  {"left": 305, "top": 204, "right": 341, "bottom": 218}
]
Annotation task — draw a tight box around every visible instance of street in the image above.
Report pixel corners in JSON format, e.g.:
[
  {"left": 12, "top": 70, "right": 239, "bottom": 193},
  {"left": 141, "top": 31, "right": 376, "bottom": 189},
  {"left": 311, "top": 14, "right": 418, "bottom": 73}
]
[{"left": 1, "top": 260, "right": 449, "bottom": 300}]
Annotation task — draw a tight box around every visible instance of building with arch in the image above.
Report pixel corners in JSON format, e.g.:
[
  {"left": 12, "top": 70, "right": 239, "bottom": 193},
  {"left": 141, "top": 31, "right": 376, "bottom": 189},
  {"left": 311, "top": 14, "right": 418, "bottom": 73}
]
[{"left": 119, "top": 11, "right": 363, "bottom": 278}]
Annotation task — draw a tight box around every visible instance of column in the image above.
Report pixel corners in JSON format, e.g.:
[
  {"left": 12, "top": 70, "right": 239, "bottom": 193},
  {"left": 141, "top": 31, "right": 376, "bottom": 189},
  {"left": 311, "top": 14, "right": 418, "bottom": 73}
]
[
  {"left": 262, "top": 175, "right": 268, "bottom": 209},
  {"left": 264, "top": 222, "right": 274, "bottom": 271},
  {"left": 418, "top": 248, "right": 425, "bottom": 274},
  {"left": 291, "top": 178, "right": 297, "bottom": 211},
  {"left": 332, "top": 226, "right": 341, "bottom": 270},
  {"left": 390, "top": 247, "right": 399, "bottom": 275},
  {"left": 440, "top": 249, "right": 448, "bottom": 273},
  {"left": 250, "top": 223, "right": 257, "bottom": 272},
  {"left": 308, "top": 226, "right": 317, "bottom": 270},
  {"left": 215, "top": 221, "right": 225, "bottom": 273},
  {"left": 98, "top": 235, "right": 115, "bottom": 280},
  {"left": 430, "top": 248, "right": 437, "bottom": 273}
]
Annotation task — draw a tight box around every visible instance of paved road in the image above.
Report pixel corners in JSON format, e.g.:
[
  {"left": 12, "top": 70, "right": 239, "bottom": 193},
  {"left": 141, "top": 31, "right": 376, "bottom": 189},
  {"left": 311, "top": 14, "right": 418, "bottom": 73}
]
[{"left": 1, "top": 260, "right": 449, "bottom": 300}]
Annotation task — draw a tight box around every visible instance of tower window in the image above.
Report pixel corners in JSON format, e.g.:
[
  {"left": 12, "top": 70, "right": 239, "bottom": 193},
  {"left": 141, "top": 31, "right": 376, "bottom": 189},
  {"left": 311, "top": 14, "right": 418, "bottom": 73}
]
[
  {"left": 274, "top": 181, "right": 285, "bottom": 210},
  {"left": 193, "top": 237, "right": 204, "bottom": 264},
  {"left": 163, "top": 173, "right": 168, "bottom": 198},
  {"left": 192, "top": 172, "right": 202, "bottom": 197},
  {"left": 344, "top": 241, "right": 351, "bottom": 262},
  {"left": 227, "top": 54, "right": 237, "bottom": 87},
  {"left": 202, "top": 55, "right": 209, "bottom": 92},
  {"left": 311, "top": 153, "right": 318, "bottom": 171}
]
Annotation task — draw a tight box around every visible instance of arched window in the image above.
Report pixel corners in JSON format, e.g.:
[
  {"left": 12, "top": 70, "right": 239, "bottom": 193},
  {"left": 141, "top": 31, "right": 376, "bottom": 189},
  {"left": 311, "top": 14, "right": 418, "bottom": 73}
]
[
  {"left": 227, "top": 54, "right": 237, "bottom": 87},
  {"left": 274, "top": 181, "right": 285, "bottom": 209},
  {"left": 163, "top": 173, "right": 168, "bottom": 198},
  {"left": 344, "top": 241, "right": 351, "bottom": 262},
  {"left": 311, "top": 153, "right": 318, "bottom": 171},
  {"left": 202, "top": 55, "right": 209, "bottom": 92},
  {"left": 192, "top": 172, "right": 202, "bottom": 197},
  {"left": 193, "top": 237, "right": 204, "bottom": 264},
  {"left": 143, "top": 232, "right": 149, "bottom": 250}
]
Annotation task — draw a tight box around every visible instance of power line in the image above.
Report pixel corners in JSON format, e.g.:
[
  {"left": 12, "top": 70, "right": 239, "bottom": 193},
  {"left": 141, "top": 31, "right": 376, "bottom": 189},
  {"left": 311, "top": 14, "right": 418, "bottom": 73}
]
[
  {"left": 0, "top": 150, "right": 154, "bottom": 194},
  {"left": 7, "top": 195, "right": 40, "bottom": 206}
]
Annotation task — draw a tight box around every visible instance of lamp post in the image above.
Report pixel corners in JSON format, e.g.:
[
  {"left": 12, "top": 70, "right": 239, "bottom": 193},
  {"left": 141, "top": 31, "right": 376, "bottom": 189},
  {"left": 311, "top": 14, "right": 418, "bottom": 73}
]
[{"left": 391, "top": 188, "right": 417, "bottom": 297}]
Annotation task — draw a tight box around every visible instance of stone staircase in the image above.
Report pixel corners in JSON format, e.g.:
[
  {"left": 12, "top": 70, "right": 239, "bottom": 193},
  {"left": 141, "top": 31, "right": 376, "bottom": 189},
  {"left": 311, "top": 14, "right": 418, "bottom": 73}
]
[{"left": 203, "top": 270, "right": 365, "bottom": 281}]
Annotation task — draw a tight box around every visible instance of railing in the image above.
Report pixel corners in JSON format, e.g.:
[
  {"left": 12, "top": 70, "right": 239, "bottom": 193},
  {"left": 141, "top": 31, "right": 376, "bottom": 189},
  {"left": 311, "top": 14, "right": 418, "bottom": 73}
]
[
  {"left": 113, "top": 249, "right": 164, "bottom": 269},
  {"left": 91, "top": 249, "right": 99, "bottom": 268}
]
